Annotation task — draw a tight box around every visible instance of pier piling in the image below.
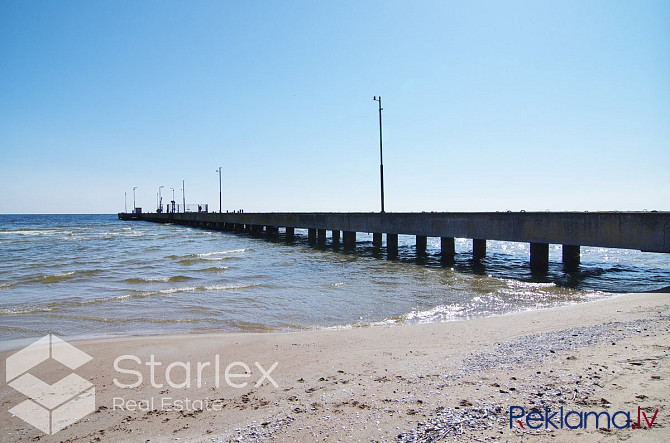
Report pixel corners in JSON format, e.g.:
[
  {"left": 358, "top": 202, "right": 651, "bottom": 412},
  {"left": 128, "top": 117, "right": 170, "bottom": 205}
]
[
  {"left": 562, "top": 244, "right": 581, "bottom": 270},
  {"left": 473, "top": 239, "right": 486, "bottom": 260},
  {"left": 441, "top": 237, "right": 456, "bottom": 262},
  {"left": 387, "top": 233, "right": 398, "bottom": 257},
  {"left": 317, "top": 229, "right": 327, "bottom": 245},
  {"left": 343, "top": 231, "right": 356, "bottom": 250},
  {"left": 372, "top": 233, "right": 382, "bottom": 247},
  {"left": 285, "top": 227, "right": 295, "bottom": 241},
  {"left": 530, "top": 242, "right": 550, "bottom": 271},
  {"left": 416, "top": 235, "right": 427, "bottom": 255}
]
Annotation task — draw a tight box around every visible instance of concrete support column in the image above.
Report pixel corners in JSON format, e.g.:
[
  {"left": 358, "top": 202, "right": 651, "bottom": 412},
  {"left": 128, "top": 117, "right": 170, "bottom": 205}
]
[
  {"left": 441, "top": 237, "right": 455, "bottom": 261},
  {"left": 372, "top": 233, "right": 383, "bottom": 247},
  {"left": 473, "top": 239, "right": 486, "bottom": 260},
  {"left": 416, "top": 235, "right": 427, "bottom": 255},
  {"left": 387, "top": 233, "right": 398, "bottom": 257},
  {"left": 285, "top": 227, "right": 294, "bottom": 241},
  {"left": 308, "top": 228, "right": 316, "bottom": 244},
  {"left": 317, "top": 229, "right": 327, "bottom": 245},
  {"left": 332, "top": 230, "right": 340, "bottom": 244},
  {"left": 343, "top": 231, "right": 356, "bottom": 250},
  {"left": 530, "top": 242, "right": 550, "bottom": 271},
  {"left": 266, "top": 226, "right": 278, "bottom": 236},
  {"left": 252, "top": 225, "right": 263, "bottom": 234},
  {"left": 562, "top": 244, "right": 580, "bottom": 270}
]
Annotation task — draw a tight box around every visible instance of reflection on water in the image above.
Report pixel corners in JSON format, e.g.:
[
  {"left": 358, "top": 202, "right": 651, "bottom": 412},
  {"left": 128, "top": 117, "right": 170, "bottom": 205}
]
[{"left": 0, "top": 214, "right": 668, "bottom": 341}]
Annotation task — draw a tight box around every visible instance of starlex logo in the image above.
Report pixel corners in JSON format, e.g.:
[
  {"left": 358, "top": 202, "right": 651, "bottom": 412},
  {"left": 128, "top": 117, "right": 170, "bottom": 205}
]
[
  {"left": 510, "top": 405, "right": 659, "bottom": 430},
  {"left": 5, "top": 334, "right": 95, "bottom": 435}
]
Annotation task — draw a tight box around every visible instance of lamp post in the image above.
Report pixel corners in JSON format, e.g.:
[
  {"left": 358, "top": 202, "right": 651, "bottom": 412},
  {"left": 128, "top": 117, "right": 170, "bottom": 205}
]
[
  {"left": 170, "top": 187, "right": 175, "bottom": 213},
  {"left": 132, "top": 187, "right": 137, "bottom": 213},
  {"left": 182, "top": 180, "right": 186, "bottom": 213},
  {"left": 217, "top": 166, "right": 222, "bottom": 213},
  {"left": 158, "top": 185, "right": 164, "bottom": 213},
  {"left": 124, "top": 192, "right": 127, "bottom": 213},
  {"left": 373, "top": 96, "right": 385, "bottom": 213}
]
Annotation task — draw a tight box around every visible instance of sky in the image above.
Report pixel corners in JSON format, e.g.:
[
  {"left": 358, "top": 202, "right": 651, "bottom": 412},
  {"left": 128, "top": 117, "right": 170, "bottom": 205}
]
[{"left": 1, "top": 0, "right": 668, "bottom": 214}]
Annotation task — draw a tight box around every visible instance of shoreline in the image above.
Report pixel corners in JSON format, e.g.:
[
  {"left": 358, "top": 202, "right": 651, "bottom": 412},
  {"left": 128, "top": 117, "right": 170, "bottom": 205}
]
[
  {"left": 0, "top": 290, "right": 646, "bottom": 353},
  {"left": 1, "top": 292, "right": 669, "bottom": 441}
]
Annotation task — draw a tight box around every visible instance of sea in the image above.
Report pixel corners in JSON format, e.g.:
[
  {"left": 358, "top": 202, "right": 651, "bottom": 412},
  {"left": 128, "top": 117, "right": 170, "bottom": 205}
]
[{"left": 1, "top": 214, "right": 669, "bottom": 348}]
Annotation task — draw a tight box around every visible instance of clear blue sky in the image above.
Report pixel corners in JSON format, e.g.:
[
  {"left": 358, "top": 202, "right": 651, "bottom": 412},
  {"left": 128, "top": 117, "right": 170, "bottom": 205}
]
[{"left": 1, "top": 0, "right": 668, "bottom": 214}]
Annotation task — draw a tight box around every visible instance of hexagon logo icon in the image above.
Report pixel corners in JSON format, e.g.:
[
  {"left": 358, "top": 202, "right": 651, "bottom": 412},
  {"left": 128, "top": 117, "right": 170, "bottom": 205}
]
[{"left": 6, "top": 334, "right": 94, "bottom": 434}]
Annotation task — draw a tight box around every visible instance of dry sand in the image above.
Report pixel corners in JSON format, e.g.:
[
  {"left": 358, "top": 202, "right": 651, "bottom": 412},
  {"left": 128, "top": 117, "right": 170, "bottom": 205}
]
[{"left": 1, "top": 292, "right": 668, "bottom": 442}]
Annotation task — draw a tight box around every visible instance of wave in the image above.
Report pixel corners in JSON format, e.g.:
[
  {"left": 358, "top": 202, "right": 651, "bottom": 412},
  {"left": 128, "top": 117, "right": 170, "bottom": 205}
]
[
  {"left": 231, "top": 320, "right": 277, "bottom": 332},
  {"left": 148, "top": 283, "right": 263, "bottom": 295},
  {"left": 38, "top": 269, "right": 103, "bottom": 284},
  {"left": 197, "top": 249, "right": 246, "bottom": 257},
  {"left": 40, "top": 271, "right": 76, "bottom": 283},
  {"left": 0, "top": 306, "right": 55, "bottom": 315},
  {"left": 177, "top": 256, "right": 242, "bottom": 265},
  {"left": 193, "top": 266, "right": 230, "bottom": 273},
  {"left": 0, "top": 229, "right": 67, "bottom": 236},
  {"left": 46, "top": 313, "right": 221, "bottom": 324},
  {"left": 123, "top": 275, "right": 194, "bottom": 284},
  {"left": 0, "top": 269, "right": 105, "bottom": 288},
  {"left": 168, "top": 249, "right": 247, "bottom": 261},
  {"left": 0, "top": 283, "right": 266, "bottom": 315}
]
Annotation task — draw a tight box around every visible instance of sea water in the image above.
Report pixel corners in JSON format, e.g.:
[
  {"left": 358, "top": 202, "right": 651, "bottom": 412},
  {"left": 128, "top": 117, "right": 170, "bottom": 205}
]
[{"left": 1, "top": 214, "right": 668, "bottom": 344}]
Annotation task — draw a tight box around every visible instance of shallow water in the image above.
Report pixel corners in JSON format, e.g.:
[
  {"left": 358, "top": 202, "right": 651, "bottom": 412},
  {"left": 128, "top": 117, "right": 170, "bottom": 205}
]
[{"left": 0, "top": 214, "right": 668, "bottom": 342}]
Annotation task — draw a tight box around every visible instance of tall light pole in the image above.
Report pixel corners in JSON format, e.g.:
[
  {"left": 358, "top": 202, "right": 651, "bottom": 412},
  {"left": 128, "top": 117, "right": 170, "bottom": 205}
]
[
  {"left": 158, "top": 185, "right": 164, "bottom": 213},
  {"left": 373, "top": 96, "right": 385, "bottom": 213},
  {"left": 132, "top": 187, "right": 137, "bottom": 213},
  {"left": 217, "top": 166, "right": 222, "bottom": 213},
  {"left": 124, "top": 192, "right": 127, "bottom": 213},
  {"left": 182, "top": 180, "right": 186, "bottom": 213}
]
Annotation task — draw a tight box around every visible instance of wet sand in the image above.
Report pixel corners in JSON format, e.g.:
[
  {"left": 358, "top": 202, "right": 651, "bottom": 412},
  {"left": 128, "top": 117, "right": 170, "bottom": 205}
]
[{"left": 1, "top": 292, "right": 668, "bottom": 442}]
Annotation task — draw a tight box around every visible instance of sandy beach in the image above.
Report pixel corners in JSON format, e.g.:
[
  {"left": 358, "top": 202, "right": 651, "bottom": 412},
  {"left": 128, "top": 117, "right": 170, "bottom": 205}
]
[{"left": 1, "top": 292, "right": 668, "bottom": 442}]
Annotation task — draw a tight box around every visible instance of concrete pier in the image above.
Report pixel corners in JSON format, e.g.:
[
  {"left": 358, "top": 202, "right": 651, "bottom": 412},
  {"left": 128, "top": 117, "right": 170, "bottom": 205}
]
[
  {"left": 120, "top": 211, "right": 670, "bottom": 270},
  {"left": 387, "top": 233, "right": 399, "bottom": 256},
  {"left": 441, "top": 237, "right": 455, "bottom": 257},
  {"left": 285, "top": 227, "right": 294, "bottom": 241},
  {"left": 416, "top": 235, "right": 427, "bottom": 255},
  {"left": 317, "top": 229, "right": 327, "bottom": 245},
  {"left": 530, "top": 242, "right": 550, "bottom": 270},
  {"left": 562, "top": 244, "right": 581, "bottom": 270},
  {"left": 343, "top": 231, "right": 356, "bottom": 250},
  {"left": 473, "top": 239, "right": 486, "bottom": 260},
  {"left": 372, "top": 233, "right": 383, "bottom": 247},
  {"left": 272, "top": 226, "right": 281, "bottom": 236}
]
